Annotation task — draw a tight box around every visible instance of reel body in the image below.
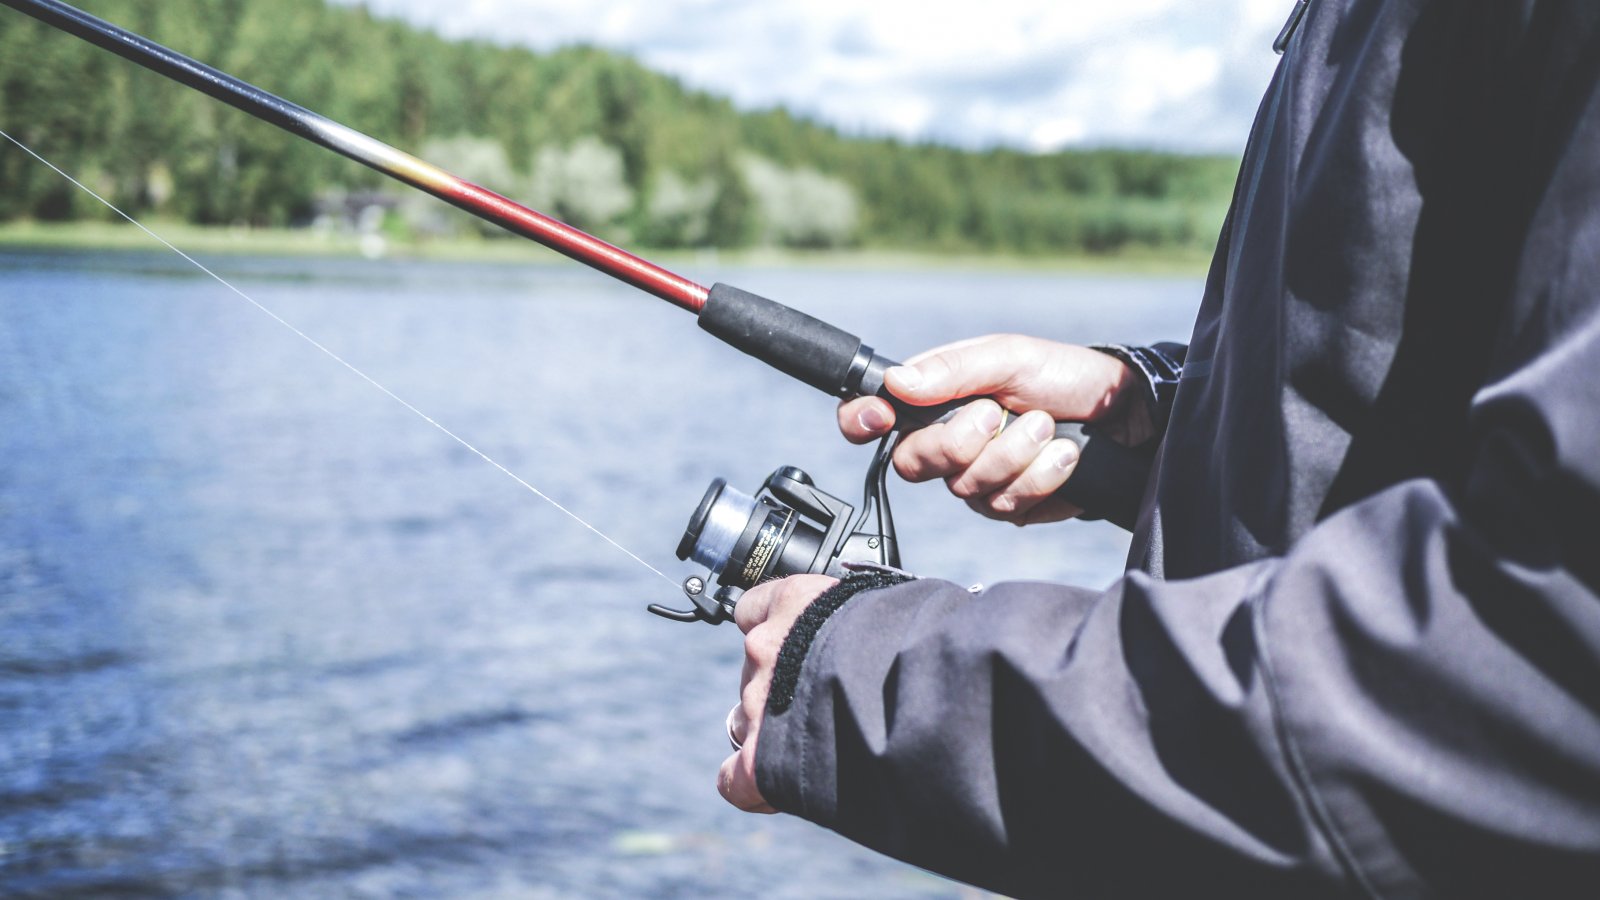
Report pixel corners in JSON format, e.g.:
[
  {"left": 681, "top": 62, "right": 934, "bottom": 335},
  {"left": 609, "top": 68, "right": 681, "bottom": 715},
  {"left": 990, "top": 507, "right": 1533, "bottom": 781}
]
[{"left": 649, "top": 442, "right": 900, "bottom": 625}]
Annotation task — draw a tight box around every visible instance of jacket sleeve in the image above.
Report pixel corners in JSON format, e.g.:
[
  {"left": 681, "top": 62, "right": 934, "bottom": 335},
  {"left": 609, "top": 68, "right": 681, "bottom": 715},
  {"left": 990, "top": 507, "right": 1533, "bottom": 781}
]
[
  {"left": 754, "top": 135, "right": 1600, "bottom": 900},
  {"left": 756, "top": 446, "right": 1600, "bottom": 898}
]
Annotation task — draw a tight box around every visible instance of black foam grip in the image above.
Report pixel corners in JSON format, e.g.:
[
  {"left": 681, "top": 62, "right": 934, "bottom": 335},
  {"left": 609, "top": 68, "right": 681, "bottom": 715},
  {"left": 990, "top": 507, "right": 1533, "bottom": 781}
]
[{"left": 698, "top": 283, "right": 862, "bottom": 395}]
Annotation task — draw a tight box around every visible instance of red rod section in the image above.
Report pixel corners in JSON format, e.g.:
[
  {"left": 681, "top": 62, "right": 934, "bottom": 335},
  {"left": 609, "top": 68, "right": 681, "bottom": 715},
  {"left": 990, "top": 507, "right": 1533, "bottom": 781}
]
[
  {"left": 446, "top": 180, "right": 708, "bottom": 313},
  {"left": 1, "top": 0, "right": 710, "bottom": 314}
]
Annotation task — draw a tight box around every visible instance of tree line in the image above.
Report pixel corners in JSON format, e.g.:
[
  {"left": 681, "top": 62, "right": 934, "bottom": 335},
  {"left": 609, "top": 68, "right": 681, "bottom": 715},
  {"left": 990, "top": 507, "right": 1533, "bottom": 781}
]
[{"left": 0, "top": 0, "right": 1240, "bottom": 255}]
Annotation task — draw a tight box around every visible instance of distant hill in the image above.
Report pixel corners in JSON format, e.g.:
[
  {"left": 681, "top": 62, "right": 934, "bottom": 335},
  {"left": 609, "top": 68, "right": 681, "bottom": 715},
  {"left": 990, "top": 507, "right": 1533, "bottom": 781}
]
[{"left": 0, "top": 0, "right": 1239, "bottom": 256}]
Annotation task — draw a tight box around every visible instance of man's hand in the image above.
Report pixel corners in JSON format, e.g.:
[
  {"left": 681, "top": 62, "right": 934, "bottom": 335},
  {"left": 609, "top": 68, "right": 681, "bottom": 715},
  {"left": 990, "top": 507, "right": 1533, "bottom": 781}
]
[
  {"left": 717, "top": 573, "right": 838, "bottom": 814},
  {"left": 838, "top": 335, "right": 1148, "bottom": 525}
]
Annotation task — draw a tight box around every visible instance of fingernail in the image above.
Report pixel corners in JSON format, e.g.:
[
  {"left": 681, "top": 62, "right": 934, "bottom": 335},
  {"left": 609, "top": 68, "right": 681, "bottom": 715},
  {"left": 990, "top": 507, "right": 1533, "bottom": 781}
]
[
  {"left": 887, "top": 365, "right": 923, "bottom": 392},
  {"left": 857, "top": 405, "right": 890, "bottom": 433},
  {"left": 973, "top": 403, "right": 1004, "bottom": 437},
  {"left": 1054, "top": 439, "right": 1081, "bottom": 470},
  {"left": 1025, "top": 412, "right": 1053, "bottom": 443}
]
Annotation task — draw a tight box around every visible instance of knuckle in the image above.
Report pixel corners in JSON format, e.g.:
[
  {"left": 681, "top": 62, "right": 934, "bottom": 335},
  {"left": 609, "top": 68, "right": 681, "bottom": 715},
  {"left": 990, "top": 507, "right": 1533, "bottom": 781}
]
[
  {"left": 740, "top": 681, "right": 763, "bottom": 712},
  {"left": 995, "top": 334, "right": 1027, "bottom": 354},
  {"left": 923, "top": 353, "right": 958, "bottom": 383},
  {"left": 945, "top": 427, "right": 990, "bottom": 468},
  {"left": 944, "top": 442, "right": 981, "bottom": 471},
  {"left": 964, "top": 495, "right": 1008, "bottom": 522},
  {"left": 988, "top": 438, "right": 1033, "bottom": 475},
  {"left": 892, "top": 436, "right": 944, "bottom": 481},
  {"left": 946, "top": 474, "right": 981, "bottom": 499},
  {"left": 757, "top": 619, "right": 790, "bottom": 655},
  {"left": 1007, "top": 469, "right": 1049, "bottom": 502},
  {"left": 745, "top": 622, "right": 785, "bottom": 664},
  {"left": 733, "top": 587, "right": 768, "bottom": 628},
  {"left": 894, "top": 454, "right": 930, "bottom": 482}
]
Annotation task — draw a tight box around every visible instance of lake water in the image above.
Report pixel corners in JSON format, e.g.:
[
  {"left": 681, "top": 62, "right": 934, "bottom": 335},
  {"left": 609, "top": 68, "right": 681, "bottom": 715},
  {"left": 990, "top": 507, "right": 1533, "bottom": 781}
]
[{"left": 0, "top": 248, "right": 1201, "bottom": 898}]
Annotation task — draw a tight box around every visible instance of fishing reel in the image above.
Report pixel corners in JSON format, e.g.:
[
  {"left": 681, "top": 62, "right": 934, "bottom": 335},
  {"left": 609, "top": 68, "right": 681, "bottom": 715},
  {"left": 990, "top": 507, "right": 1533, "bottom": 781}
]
[{"left": 648, "top": 437, "right": 900, "bottom": 625}]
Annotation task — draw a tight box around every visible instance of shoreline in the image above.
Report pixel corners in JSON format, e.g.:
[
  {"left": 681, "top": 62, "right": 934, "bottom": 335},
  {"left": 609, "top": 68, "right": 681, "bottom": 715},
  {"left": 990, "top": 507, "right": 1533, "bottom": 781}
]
[{"left": 0, "top": 220, "right": 1214, "bottom": 277}]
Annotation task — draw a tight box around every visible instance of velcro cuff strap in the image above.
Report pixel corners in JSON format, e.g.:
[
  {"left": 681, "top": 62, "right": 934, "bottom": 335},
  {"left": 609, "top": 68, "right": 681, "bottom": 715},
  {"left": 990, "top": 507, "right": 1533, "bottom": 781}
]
[{"left": 766, "top": 568, "right": 915, "bottom": 715}]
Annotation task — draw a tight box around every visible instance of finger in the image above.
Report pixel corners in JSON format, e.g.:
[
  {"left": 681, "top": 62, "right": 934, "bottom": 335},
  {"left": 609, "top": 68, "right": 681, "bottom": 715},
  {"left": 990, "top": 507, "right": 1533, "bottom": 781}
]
[
  {"left": 890, "top": 338, "right": 1138, "bottom": 423},
  {"left": 837, "top": 396, "right": 896, "bottom": 444},
  {"left": 944, "top": 409, "right": 1056, "bottom": 501},
  {"left": 882, "top": 335, "right": 1037, "bottom": 407},
  {"left": 731, "top": 672, "right": 770, "bottom": 749},
  {"left": 740, "top": 648, "right": 758, "bottom": 692},
  {"left": 718, "top": 745, "right": 776, "bottom": 814},
  {"left": 728, "top": 700, "right": 746, "bottom": 747},
  {"left": 975, "top": 491, "right": 1083, "bottom": 526},
  {"left": 740, "top": 632, "right": 777, "bottom": 710},
  {"left": 967, "top": 438, "right": 1083, "bottom": 523},
  {"left": 734, "top": 574, "right": 837, "bottom": 634},
  {"left": 891, "top": 399, "right": 1004, "bottom": 483},
  {"left": 728, "top": 699, "right": 751, "bottom": 751},
  {"left": 899, "top": 334, "right": 1005, "bottom": 368},
  {"left": 733, "top": 580, "right": 780, "bottom": 634}
]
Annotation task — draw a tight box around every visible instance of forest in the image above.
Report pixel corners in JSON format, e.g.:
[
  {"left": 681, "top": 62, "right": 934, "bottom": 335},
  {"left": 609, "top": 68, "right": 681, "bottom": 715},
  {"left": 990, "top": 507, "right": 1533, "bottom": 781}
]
[{"left": 0, "top": 0, "right": 1242, "bottom": 256}]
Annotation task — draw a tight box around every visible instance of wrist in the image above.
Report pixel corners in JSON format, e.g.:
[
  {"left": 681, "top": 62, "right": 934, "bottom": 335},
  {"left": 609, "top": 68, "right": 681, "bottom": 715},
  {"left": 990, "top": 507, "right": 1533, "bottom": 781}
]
[
  {"left": 1088, "top": 343, "right": 1184, "bottom": 444},
  {"left": 766, "top": 568, "right": 916, "bottom": 715}
]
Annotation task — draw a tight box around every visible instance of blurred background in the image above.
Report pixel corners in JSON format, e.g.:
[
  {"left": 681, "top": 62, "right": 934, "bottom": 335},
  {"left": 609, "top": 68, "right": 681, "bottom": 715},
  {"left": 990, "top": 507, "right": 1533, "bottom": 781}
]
[
  {"left": 1, "top": 1, "right": 1288, "bottom": 896},
  {"left": 0, "top": 0, "right": 1292, "bottom": 259}
]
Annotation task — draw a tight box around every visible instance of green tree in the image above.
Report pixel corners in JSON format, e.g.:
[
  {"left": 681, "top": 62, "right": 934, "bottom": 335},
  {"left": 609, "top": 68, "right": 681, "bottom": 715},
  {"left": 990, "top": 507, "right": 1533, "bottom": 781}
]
[{"left": 0, "top": 0, "right": 1239, "bottom": 257}]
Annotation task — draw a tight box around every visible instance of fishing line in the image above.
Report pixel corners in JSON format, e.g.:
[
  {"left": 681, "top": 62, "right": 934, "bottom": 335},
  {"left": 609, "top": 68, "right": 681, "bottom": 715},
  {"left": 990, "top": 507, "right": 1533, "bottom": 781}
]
[{"left": 0, "top": 126, "right": 677, "bottom": 587}]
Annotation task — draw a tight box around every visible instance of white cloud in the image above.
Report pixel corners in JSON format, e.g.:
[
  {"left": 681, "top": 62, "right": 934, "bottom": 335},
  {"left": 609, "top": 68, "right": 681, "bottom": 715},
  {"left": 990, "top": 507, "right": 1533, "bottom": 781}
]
[{"left": 331, "top": 0, "right": 1295, "bottom": 152}]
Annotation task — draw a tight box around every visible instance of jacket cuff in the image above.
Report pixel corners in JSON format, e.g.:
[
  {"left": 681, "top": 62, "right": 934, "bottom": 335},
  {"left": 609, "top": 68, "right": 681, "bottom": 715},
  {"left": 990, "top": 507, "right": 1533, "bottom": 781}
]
[
  {"left": 1091, "top": 342, "right": 1186, "bottom": 431},
  {"left": 766, "top": 567, "right": 916, "bottom": 715},
  {"left": 755, "top": 570, "right": 920, "bottom": 821}
]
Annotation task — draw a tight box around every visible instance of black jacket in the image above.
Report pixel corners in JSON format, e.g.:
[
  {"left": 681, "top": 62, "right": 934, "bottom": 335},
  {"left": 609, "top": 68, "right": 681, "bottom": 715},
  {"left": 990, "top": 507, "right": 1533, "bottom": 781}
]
[{"left": 754, "top": 2, "right": 1600, "bottom": 897}]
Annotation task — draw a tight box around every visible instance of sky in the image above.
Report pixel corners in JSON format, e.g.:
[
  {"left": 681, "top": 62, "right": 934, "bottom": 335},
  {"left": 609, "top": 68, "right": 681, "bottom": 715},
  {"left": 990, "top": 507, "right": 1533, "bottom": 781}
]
[{"left": 330, "top": 0, "right": 1296, "bottom": 154}]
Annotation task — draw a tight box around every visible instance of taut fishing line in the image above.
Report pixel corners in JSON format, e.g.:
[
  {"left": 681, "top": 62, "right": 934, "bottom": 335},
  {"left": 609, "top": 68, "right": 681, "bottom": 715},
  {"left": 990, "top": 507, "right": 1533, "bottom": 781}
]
[{"left": 0, "top": 126, "right": 677, "bottom": 588}]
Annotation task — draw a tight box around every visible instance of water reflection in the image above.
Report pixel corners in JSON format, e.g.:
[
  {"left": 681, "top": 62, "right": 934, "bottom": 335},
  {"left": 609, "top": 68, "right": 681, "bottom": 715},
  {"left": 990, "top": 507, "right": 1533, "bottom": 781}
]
[{"left": 0, "top": 250, "right": 1200, "bottom": 897}]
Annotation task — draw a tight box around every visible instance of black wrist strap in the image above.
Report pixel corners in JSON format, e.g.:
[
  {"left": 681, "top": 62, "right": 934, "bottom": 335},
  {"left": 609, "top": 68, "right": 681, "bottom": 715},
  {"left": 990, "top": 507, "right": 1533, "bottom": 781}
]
[{"left": 766, "top": 568, "right": 916, "bottom": 716}]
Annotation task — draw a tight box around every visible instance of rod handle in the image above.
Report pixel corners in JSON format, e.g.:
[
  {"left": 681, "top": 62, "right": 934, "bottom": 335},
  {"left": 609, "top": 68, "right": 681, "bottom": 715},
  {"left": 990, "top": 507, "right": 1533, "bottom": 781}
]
[{"left": 699, "top": 283, "right": 1154, "bottom": 530}]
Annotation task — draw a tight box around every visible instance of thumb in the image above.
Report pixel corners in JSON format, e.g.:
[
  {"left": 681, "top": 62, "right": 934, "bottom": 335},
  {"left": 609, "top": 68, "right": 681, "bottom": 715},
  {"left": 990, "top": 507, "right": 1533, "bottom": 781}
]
[
  {"left": 883, "top": 335, "right": 1033, "bottom": 407},
  {"left": 882, "top": 335, "right": 1131, "bottom": 421}
]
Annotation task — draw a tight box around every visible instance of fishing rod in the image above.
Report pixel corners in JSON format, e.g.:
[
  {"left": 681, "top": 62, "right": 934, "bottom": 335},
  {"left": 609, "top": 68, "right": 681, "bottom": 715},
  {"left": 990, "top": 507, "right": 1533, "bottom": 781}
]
[{"left": 2, "top": 0, "right": 1153, "bottom": 623}]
